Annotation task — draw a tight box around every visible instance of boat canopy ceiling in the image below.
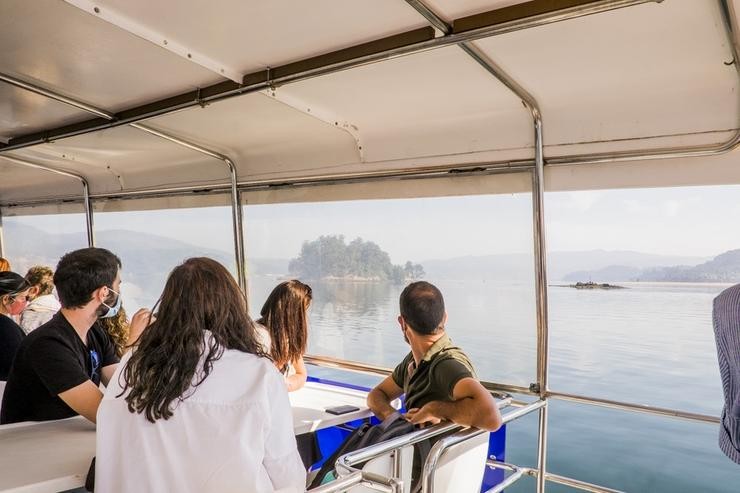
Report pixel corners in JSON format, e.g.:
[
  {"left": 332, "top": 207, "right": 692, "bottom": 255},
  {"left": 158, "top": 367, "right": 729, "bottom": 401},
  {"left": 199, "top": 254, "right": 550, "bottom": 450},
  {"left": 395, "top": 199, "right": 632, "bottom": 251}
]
[{"left": 1, "top": 0, "right": 740, "bottom": 209}]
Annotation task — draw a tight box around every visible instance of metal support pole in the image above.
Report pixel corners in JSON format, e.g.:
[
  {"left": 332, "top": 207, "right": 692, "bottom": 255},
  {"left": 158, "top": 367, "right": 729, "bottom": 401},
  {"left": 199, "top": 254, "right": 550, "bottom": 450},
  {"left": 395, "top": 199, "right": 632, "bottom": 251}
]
[
  {"left": 0, "top": 155, "right": 94, "bottom": 247},
  {"left": 128, "top": 124, "right": 247, "bottom": 291},
  {"left": 402, "top": 3, "right": 551, "bottom": 491},
  {"left": 0, "top": 206, "right": 5, "bottom": 258}
]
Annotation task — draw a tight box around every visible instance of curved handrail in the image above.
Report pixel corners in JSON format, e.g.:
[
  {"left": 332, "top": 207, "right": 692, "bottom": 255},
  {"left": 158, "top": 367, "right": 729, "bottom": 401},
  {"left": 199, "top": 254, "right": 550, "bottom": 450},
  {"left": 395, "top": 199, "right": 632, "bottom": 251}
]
[{"left": 421, "top": 399, "right": 546, "bottom": 493}]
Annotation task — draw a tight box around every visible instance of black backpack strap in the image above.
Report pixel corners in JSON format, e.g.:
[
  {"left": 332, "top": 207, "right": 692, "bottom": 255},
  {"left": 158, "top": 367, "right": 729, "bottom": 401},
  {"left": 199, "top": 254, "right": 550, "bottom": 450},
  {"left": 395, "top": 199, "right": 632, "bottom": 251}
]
[{"left": 308, "top": 422, "right": 372, "bottom": 489}]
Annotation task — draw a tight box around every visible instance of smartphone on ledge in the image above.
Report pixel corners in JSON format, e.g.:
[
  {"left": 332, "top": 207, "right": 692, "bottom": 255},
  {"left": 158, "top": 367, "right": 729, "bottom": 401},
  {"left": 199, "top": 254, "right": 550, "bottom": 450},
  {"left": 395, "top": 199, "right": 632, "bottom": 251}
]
[{"left": 325, "top": 405, "right": 360, "bottom": 415}]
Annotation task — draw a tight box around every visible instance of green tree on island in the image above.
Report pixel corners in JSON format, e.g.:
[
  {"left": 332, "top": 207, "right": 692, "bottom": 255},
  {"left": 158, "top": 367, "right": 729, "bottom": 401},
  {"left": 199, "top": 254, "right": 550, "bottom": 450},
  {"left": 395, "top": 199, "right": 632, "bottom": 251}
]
[{"left": 289, "top": 235, "right": 425, "bottom": 283}]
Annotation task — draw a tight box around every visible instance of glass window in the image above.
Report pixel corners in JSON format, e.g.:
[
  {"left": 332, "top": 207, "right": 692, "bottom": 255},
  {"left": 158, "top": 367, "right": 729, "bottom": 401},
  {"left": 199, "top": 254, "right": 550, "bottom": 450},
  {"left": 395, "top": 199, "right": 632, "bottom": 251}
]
[
  {"left": 244, "top": 177, "right": 536, "bottom": 386},
  {"left": 546, "top": 185, "right": 740, "bottom": 415},
  {"left": 1, "top": 212, "right": 88, "bottom": 275},
  {"left": 93, "top": 198, "right": 237, "bottom": 311}
]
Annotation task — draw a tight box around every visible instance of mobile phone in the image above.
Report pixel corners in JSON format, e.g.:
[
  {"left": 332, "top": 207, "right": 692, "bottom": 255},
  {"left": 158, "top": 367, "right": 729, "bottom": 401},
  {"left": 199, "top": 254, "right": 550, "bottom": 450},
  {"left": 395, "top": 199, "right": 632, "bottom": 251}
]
[{"left": 325, "top": 405, "right": 360, "bottom": 415}]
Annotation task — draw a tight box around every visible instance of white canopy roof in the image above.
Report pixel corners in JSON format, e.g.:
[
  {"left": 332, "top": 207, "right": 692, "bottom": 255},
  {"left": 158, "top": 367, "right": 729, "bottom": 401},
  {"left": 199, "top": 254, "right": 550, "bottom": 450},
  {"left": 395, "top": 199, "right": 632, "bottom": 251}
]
[{"left": 1, "top": 0, "right": 739, "bottom": 207}]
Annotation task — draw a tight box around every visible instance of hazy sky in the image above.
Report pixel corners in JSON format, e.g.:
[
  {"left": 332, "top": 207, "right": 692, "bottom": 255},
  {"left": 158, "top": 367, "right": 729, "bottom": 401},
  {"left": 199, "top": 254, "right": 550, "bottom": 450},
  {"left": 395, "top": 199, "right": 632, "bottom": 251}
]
[{"left": 8, "top": 184, "right": 740, "bottom": 261}]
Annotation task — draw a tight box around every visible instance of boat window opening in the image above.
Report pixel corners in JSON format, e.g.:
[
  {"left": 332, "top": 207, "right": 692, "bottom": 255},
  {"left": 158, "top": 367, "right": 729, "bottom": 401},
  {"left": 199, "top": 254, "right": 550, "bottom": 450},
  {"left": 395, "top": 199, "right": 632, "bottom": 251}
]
[
  {"left": 1, "top": 212, "right": 87, "bottom": 275},
  {"left": 546, "top": 184, "right": 740, "bottom": 416},
  {"left": 91, "top": 199, "right": 238, "bottom": 311},
  {"left": 243, "top": 177, "right": 536, "bottom": 388}
]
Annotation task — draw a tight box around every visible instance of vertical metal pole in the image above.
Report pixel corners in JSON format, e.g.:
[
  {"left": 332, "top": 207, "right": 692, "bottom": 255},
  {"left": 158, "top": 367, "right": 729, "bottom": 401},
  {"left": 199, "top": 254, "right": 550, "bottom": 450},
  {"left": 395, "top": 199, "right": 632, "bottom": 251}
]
[
  {"left": 1, "top": 155, "right": 94, "bottom": 249},
  {"left": 128, "top": 124, "right": 247, "bottom": 292},
  {"left": 532, "top": 116, "right": 549, "bottom": 493},
  {"left": 0, "top": 206, "right": 5, "bottom": 258},
  {"left": 82, "top": 177, "right": 95, "bottom": 247}
]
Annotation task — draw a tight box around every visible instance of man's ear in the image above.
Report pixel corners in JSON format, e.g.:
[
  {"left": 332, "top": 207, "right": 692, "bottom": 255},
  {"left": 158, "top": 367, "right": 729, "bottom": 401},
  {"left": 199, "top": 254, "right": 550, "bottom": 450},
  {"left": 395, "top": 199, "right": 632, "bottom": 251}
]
[
  {"left": 442, "top": 311, "right": 448, "bottom": 327},
  {"left": 93, "top": 285, "right": 109, "bottom": 303},
  {"left": 28, "top": 285, "right": 40, "bottom": 297},
  {"left": 398, "top": 315, "right": 404, "bottom": 328}
]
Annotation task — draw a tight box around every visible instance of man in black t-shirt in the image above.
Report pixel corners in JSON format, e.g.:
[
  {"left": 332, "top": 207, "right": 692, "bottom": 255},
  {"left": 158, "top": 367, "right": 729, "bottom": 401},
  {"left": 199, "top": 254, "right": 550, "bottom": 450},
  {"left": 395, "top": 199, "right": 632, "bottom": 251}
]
[{"left": 1, "top": 248, "right": 150, "bottom": 424}]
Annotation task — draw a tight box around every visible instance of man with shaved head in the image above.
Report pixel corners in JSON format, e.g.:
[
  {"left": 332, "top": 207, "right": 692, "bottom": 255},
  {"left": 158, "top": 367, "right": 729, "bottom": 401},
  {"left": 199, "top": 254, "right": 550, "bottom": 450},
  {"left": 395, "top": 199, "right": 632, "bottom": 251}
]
[{"left": 368, "top": 281, "right": 502, "bottom": 431}]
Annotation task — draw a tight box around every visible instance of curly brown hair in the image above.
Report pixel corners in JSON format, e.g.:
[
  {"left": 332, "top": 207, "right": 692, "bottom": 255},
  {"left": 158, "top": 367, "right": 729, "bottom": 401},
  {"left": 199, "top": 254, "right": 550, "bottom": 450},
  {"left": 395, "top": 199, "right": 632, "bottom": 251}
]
[
  {"left": 98, "top": 306, "right": 129, "bottom": 358},
  {"left": 25, "top": 266, "right": 55, "bottom": 297}
]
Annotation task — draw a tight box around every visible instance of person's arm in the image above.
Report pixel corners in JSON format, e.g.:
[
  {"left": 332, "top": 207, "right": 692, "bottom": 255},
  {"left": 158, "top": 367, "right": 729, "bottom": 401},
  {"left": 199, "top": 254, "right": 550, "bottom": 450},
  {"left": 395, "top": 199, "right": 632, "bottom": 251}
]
[
  {"left": 100, "top": 364, "right": 117, "bottom": 387},
  {"left": 367, "top": 376, "right": 404, "bottom": 421},
  {"left": 58, "top": 380, "right": 104, "bottom": 423},
  {"left": 123, "top": 308, "right": 155, "bottom": 353},
  {"left": 285, "top": 355, "right": 307, "bottom": 392},
  {"left": 405, "top": 377, "right": 502, "bottom": 431}
]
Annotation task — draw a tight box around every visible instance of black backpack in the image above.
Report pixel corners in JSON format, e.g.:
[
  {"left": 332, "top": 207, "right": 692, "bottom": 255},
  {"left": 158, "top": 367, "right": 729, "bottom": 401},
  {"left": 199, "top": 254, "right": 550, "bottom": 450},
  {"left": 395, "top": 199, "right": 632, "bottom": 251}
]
[{"left": 308, "top": 415, "right": 432, "bottom": 491}]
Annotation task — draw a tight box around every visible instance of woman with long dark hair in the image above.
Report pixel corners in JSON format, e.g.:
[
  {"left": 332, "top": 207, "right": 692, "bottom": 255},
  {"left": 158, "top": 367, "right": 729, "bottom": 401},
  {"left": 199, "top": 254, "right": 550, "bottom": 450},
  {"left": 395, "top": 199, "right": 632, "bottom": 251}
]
[
  {"left": 256, "top": 280, "right": 312, "bottom": 392},
  {"left": 96, "top": 258, "right": 305, "bottom": 492},
  {"left": 0, "top": 272, "right": 31, "bottom": 380}
]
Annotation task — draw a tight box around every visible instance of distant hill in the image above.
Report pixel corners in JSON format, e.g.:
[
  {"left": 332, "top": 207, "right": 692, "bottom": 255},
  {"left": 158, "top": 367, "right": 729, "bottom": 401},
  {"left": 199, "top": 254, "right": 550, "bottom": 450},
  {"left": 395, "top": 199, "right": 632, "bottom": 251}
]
[
  {"left": 422, "top": 250, "right": 708, "bottom": 281},
  {"left": 564, "top": 249, "right": 740, "bottom": 283}
]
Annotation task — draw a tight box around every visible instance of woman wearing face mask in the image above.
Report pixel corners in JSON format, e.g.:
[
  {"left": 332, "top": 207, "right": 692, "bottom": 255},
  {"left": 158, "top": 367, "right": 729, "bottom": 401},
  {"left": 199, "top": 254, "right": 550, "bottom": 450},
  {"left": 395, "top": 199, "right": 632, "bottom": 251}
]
[{"left": 0, "top": 272, "right": 31, "bottom": 380}]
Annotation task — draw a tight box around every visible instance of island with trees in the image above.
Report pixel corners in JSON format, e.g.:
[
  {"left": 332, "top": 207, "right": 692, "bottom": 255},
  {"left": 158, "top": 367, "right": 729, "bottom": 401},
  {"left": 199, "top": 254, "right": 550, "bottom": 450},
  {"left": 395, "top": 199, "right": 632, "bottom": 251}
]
[{"left": 288, "top": 235, "right": 425, "bottom": 283}]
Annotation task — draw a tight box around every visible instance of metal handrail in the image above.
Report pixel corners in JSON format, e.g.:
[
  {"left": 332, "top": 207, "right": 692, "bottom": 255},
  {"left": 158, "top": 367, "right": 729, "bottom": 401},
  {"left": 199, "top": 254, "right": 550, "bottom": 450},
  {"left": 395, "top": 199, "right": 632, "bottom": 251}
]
[
  {"left": 335, "top": 396, "right": 517, "bottom": 479},
  {"left": 335, "top": 422, "right": 462, "bottom": 478},
  {"left": 421, "top": 400, "right": 546, "bottom": 492},
  {"left": 483, "top": 461, "right": 529, "bottom": 493},
  {"left": 308, "top": 470, "right": 403, "bottom": 493}
]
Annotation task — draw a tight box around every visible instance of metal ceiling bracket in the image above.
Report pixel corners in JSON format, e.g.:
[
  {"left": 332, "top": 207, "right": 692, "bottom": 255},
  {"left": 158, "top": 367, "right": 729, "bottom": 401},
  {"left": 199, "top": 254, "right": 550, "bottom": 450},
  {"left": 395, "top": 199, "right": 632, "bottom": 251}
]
[{"left": 62, "top": 0, "right": 243, "bottom": 83}]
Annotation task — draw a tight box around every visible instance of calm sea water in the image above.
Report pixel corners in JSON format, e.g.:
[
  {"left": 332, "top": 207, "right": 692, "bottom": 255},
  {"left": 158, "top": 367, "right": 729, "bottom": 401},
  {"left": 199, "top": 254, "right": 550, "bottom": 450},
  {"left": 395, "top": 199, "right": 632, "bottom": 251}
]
[{"left": 248, "top": 277, "right": 740, "bottom": 492}]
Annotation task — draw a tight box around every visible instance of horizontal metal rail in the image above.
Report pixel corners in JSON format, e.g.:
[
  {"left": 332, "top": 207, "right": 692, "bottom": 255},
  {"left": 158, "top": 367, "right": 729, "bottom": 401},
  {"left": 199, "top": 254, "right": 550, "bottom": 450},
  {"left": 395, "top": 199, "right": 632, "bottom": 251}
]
[
  {"left": 486, "top": 460, "right": 626, "bottom": 493},
  {"left": 308, "top": 469, "right": 402, "bottom": 493},
  {"left": 546, "top": 472, "right": 626, "bottom": 493},
  {"left": 308, "top": 356, "right": 722, "bottom": 425},
  {"left": 303, "top": 354, "right": 535, "bottom": 399},
  {"left": 485, "top": 461, "right": 532, "bottom": 493},
  {"left": 548, "top": 390, "right": 720, "bottom": 424},
  {"left": 0, "top": 155, "right": 534, "bottom": 209}
]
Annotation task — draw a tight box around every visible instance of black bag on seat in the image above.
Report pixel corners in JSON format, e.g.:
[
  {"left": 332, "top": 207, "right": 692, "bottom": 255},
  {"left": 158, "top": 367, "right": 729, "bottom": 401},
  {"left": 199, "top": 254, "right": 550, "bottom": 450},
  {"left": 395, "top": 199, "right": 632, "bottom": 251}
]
[{"left": 308, "top": 414, "right": 431, "bottom": 491}]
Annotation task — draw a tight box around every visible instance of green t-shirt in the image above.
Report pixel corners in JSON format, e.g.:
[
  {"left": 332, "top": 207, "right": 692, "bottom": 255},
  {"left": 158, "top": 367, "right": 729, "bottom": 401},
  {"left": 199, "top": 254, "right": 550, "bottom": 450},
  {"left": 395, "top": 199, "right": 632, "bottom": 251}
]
[{"left": 390, "top": 333, "right": 477, "bottom": 411}]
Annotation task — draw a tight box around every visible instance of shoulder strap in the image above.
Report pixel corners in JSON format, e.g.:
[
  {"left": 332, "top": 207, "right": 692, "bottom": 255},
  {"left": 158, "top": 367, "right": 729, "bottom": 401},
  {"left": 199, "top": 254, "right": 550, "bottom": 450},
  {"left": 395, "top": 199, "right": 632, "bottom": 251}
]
[{"left": 308, "top": 422, "right": 372, "bottom": 488}]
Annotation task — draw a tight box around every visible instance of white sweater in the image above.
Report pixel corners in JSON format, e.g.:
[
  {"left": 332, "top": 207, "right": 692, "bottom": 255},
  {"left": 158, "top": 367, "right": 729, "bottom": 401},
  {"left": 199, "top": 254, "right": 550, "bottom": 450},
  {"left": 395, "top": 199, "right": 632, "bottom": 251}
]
[{"left": 19, "top": 294, "right": 61, "bottom": 334}]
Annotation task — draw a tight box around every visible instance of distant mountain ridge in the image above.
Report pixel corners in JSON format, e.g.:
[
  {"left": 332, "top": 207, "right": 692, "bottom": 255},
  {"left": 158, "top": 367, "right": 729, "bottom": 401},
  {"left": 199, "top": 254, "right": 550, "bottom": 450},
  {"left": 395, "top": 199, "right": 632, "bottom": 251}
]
[
  {"left": 421, "top": 250, "right": 709, "bottom": 281},
  {"left": 4, "top": 222, "right": 731, "bottom": 284},
  {"left": 567, "top": 249, "right": 740, "bottom": 283}
]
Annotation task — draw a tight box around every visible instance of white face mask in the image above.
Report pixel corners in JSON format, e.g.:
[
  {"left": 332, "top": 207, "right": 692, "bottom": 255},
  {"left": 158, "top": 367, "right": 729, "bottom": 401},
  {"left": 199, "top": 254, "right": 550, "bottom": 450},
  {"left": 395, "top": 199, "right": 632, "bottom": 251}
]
[{"left": 99, "top": 288, "right": 121, "bottom": 319}]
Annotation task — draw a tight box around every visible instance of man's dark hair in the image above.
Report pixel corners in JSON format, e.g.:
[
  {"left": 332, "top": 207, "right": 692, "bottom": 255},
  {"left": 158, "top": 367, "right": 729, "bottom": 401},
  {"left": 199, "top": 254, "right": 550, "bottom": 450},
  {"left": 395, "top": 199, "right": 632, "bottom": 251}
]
[
  {"left": 399, "top": 281, "right": 445, "bottom": 335},
  {"left": 54, "top": 248, "right": 122, "bottom": 309}
]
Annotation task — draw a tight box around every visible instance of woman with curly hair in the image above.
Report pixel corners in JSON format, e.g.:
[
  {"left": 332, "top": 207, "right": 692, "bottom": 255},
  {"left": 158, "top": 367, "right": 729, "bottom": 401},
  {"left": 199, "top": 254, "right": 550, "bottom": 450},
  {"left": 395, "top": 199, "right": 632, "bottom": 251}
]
[
  {"left": 96, "top": 258, "right": 304, "bottom": 492},
  {"left": 97, "top": 306, "right": 129, "bottom": 358}
]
